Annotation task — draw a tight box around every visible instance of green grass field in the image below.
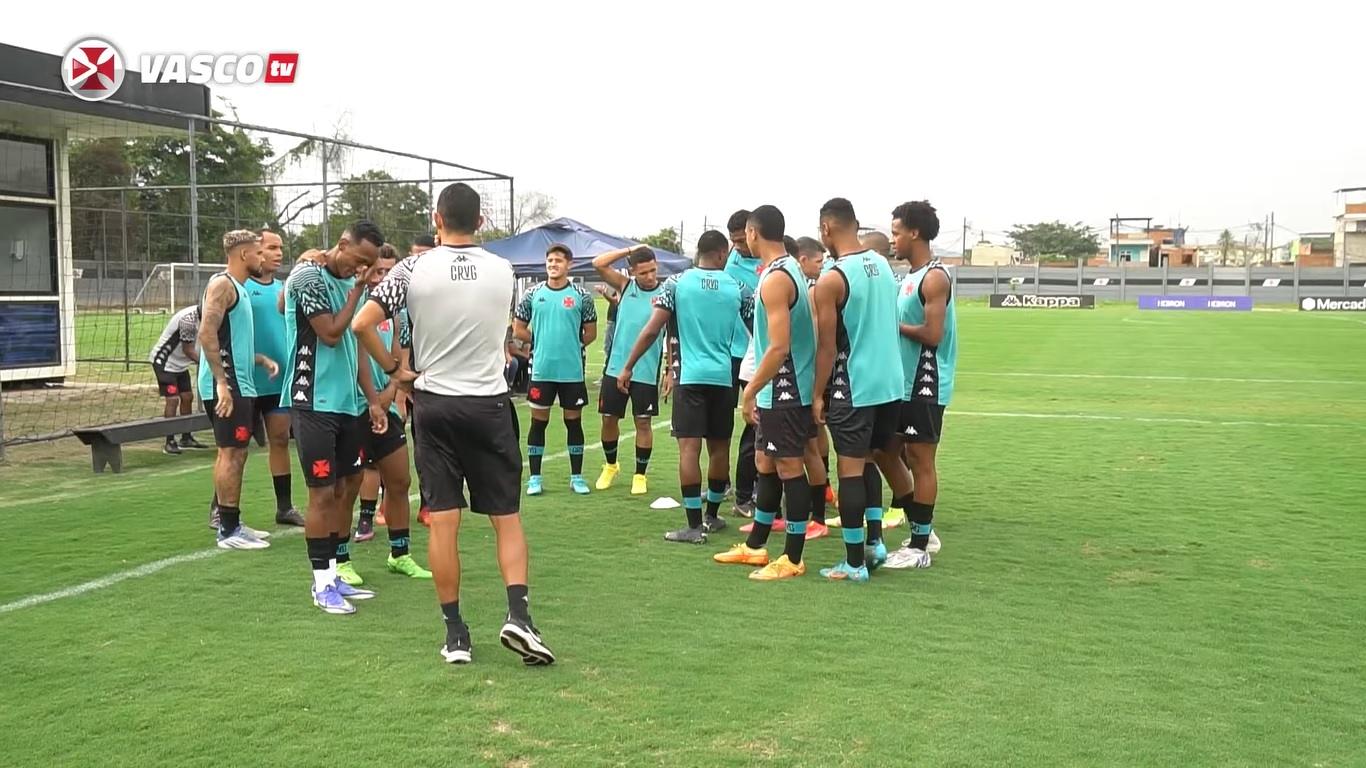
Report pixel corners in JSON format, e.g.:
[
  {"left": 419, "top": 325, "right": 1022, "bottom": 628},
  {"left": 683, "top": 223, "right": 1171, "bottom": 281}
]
[{"left": 2, "top": 304, "right": 1365, "bottom": 767}]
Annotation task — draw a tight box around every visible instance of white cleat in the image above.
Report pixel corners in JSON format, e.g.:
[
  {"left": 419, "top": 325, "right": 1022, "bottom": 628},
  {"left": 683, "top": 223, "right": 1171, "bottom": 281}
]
[
  {"left": 883, "top": 547, "right": 932, "bottom": 570},
  {"left": 901, "top": 530, "right": 942, "bottom": 555},
  {"left": 216, "top": 526, "right": 270, "bottom": 550}
]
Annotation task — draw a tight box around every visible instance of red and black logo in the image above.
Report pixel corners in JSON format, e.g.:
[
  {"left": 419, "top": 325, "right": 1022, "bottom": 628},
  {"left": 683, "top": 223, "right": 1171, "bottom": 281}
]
[
  {"left": 233, "top": 426, "right": 250, "bottom": 443},
  {"left": 311, "top": 459, "right": 332, "bottom": 479}
]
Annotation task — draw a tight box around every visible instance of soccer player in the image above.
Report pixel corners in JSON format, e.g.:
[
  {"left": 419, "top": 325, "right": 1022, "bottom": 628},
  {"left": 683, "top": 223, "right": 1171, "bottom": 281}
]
[
  {"left": 282, "top": 221, "right": 384, "bottom": 614},
  {"left": 618, "top": 230, "right": 749, "bottom": 541},
  {"left": 513, "top": 244, "right": 598, "bottom": 496},
  {"left": 148, "top": 304, "right": 204, "bottom": 454},
  {"left": 810, "top": 198, "right": 914, "bottom": 581},
  {"left": 198, "top": 230, "right": 278, "bottom": 549},
  {"left": 715, "top": 205, "right": 818, "bottom": 581},
  {"left": 724, "top": 210, "right": 762, "bottom": 516},
  {"left": 351, "top": 244, "right": 431, "bottom": 579},
  {"left": 591, "top": 244, "right": 664, "bottom": 495},
  {"left": 886, "top": 201, "right": 953, "bottom": 569},
  {"left": 860, "top": 230, "right": 892, "bottom": 259},
  {"left": 411, "top": 234, "right": 436, "bottom": 256},
  {"left": 246, "top": 228, "right": 304, "bottom": 526},
  {"left": 407, "top": 233, "right": 437, "bottom": 526},
  {"left": 355, "top": 182, "right": 555, "bottom": 666}
]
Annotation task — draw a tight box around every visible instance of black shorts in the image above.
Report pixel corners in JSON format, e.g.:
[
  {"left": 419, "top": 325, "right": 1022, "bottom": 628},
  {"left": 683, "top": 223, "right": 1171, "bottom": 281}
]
[
  {"left": 154, "top": 367, "right": 192, "bottom": 398},
  {"left": 528, "top": 380, "right": 589, "bottom": 410},
  {"left": 900, "top": 400, "right": 945, "bottom": 444},
  {"left": 672, "top": 384, "right": 734, "bottom": 440},
  {"left": 254, "top": 393, "right": 288, "bottom": 418},
  {"left": 293, "top": 410, "right": 365, "bottom": 487},
  {"left": 756, "top": 406, "right": 815, "bottom": 458},
  {"left": 598, "top": 375, "right": 659, "bottom": 419},
  {"left": 412, "top": 391, "right": 521, "bottom": 515},
  {"left": 202, "top": 395, "right": 256, "bottom": 449},
  {"left": 827, "top": 399, "right": 901, "bottom": 457},
  {"left": 732, "top": 358, "right": 745, "bottom": 406},
  {"left": 362, "top": 411, "right": 407, "bottom": 468}
]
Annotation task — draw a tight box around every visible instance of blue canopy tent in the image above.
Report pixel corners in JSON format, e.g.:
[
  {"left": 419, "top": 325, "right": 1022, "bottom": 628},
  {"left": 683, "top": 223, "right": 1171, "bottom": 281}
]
[{"left": 481, "top": 217, "right": 691, "bottom": 278}]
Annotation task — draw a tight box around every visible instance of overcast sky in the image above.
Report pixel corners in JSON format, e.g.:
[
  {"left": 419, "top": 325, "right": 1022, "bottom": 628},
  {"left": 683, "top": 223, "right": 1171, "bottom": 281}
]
[{"left": 12, "top": 0, "right": 1366, "bottom": 250}]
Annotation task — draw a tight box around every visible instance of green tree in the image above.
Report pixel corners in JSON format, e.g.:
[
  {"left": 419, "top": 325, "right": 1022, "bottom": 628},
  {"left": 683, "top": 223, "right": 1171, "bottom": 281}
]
[
  {"left": 1008, "top": 221, "right": 1100, "bottom": 262},
  {"left": 1217, "top": 229, "right": 1236, "bottom": 266},
  {"left": 634, "top": 227, "right": 682, "bottom": 254}
]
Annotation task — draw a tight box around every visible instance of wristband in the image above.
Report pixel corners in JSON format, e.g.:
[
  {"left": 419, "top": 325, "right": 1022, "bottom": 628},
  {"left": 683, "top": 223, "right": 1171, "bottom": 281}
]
[{"left": 384, "top": 360, "right": 400, "bottom": 376}]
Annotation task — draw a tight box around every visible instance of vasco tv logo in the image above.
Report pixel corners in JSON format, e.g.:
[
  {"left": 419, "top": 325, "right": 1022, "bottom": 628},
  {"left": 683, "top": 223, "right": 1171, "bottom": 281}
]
[{"left": 61, "top": 38, "right": 298, "bottom": 101}]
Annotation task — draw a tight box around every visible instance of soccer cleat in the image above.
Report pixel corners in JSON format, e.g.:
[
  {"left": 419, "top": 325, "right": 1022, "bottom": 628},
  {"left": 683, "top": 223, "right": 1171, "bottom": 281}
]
[
  {"left": 355, "top": 515, "right": 375, "bottom": 543},
  {"left": 208, "top": 507, "right": 220, "bottom": 530},
  {"left": 570, "top": 476, "right": 591, "bottom": 495},
  {"left": 180, "top": 435, "right": 208, "bottom": 450},
  {"left": 312, "top": 583, "right": 356, "bottom": 615},
  {"left": 732, "top": 501, "right": 755, "bottom": 519},
  {"left": 526, "top": 475, "right": 544, "bottom": 496},
  {"left": 216, "top": 526, "right": 270, "bottom": 550},
  {"left": 883, "top": 507, "right": 906, "bottom": 529},
  {"left": 162, "top": 440, "right": 181, "bottom": 455},
  {"left": 928, "top": 530, "right": 942, "bottom": 554},
  {"left": 883, "top": 547, "right": 932, "bottom": 570},
  {"left": 713, "top": 543, "right": 769, "bottom": 567},
  {"left": 805, "top": 521, "right": 829, "bottom": 541},
  {"left": 336, "top": 561, "right": 364, "bottom": 586},
  {"left": 417, "top": 506, "right": 431, "bottom": 527},
  {"left": 820, "top": 560, "right": 870, "bottom": 582},
  {"left": 825, "top": 485, "right": 836, "bottom": 505},
  {"left": 866, "top": 540, "right": 889, "bottom": 570},
  {"left": 334, "top": 578, "right": 375, "bottom": 601},
  {"left": 824, "top": 515, "right": 842, "bottom": 528},
  {"left": 275, "top": 507, "right": 305, "bottom": 526},
  {"left": 499, "top": 615, "right": 556, "bottom": 666},
  {"left": 748, "top": 554, "right": 806, "bottom": 581},
  {"left": 703, "top": 515, "right": 728, "bottom": 533},
  {"left": 387, "top": 554, "right": 433, "bottom": 579},
  {"left": 738, "top": 517, "right": 786, "bottom": 534},
  {"left": 244, "top": 525, "right": 271, "bottom": 539},
  {"left": 664, "top": 526, "right": 707, "bottom": 543},
  {"left": 631, "top": 474, "right": 648, "bottom": 496},
  {"left": 595, "top": 463, "right": 620, "bottom": 490},
  {"left": 441, "top": 623, "right": 472, "bottom": 664}
]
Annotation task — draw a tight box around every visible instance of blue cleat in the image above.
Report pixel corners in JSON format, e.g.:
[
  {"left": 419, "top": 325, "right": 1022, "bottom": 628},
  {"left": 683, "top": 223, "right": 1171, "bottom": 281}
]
[
  {"left": 312, "top": 583, "right": 355, "bottom": 615},
  {"left": 819, "top": 560, "right": 870, "bottom": 582},
  {"left": 334, "top": 578, "right": 375, "bottom": 601},
  {"left": 866, "top": 540, "right": 888, "bottom": 570},
  {"left": 526, "top": 475, "right": 544, "bottom": 496},
  {"left": 569, "top": 475, "right": 591, "bottom": 495}
]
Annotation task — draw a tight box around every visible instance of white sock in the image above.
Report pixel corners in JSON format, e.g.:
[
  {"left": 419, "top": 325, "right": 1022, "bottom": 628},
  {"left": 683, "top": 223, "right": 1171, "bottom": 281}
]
[{"left": 312, "top": 568, "right": 332, "bottom": 592}]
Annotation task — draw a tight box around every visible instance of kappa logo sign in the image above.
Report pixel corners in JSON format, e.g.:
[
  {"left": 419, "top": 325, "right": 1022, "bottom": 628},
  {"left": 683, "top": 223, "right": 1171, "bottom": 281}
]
[
  {"left": 62, "top": 39, "right": 125, "bottom": 101},
  {"left": 1299, "top": 296, "right": 1366, "bottom": 312},
  {"left": 989, "top": 293, "right": 1096, "bottom": 310}
]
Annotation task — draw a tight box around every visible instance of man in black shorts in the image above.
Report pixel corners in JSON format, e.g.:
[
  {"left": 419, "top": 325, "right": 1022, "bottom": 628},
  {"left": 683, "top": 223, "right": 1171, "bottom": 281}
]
[
  {"left": 197, "top": 230, "right": 278, "bottom": 549},
  {"left": 355, "top": 182, "right": 555, "bottom": 666},
  {"left": 148, "top": 304, "right": 205, "bottom": 454},
  {"left": 618, "top": 230, "right": 752, "bottom": 542}
]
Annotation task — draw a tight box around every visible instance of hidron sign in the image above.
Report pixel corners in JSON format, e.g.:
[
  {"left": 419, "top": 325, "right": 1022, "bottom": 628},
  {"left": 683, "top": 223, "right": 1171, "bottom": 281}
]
[
  {"left": 1137, "top": 295, "right": 1252, "bottom": 311},
  {"left": 61, "top": 38, "right": 297, "bottom": 101},
  {"left": 1299, "top": 297, "right": 1366, "bottom": 312}
]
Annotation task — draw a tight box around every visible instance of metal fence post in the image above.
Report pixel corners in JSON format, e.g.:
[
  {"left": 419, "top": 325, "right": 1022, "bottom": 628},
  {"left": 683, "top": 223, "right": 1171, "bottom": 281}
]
[
  {"left": 1209, "top": 263, "right": 1215, "bottom": 296},
  {"left": 1162, "top": 260, "right": 1169, "bottom": 295},
  {"left": 1120, "top": 265, "right": 1127, "bottom": 301},
  {"left": 1345, "top": 259, "right": 1351, "bottom": 295},
  {"left": 1294, "top": 260, "right": 1302, "bottom": 304},
  {"left": 993, "top": 264, "right": 999, "bottom": 294},
  {"left": 427, "top": 160, "right": 434, "bottom": 232},
  {"left": 1034, "top": 260, "right": 1041, "bottom": 293},
  {"left": 121, "top": 190, "right": 131, "bottom": 371},
  {"left": 1245, "top": 256, "right": 1252, "bottom": 296},
  {"left": 188, "top": 118, "right": 201, "bottom": 308},
  {"left": 1077, "top": 258, "right": 1084, "bottom": 293},
  {"left": 321, "top": 140, "right": 330, "bottom": 248}
]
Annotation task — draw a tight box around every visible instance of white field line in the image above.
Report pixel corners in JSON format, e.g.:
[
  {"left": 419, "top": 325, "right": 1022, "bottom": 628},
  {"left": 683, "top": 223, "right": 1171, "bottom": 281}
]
[
  {"left": 960, "top": 371, "right": 1365, "bottom": 386},
  {"left": 0, "top": 420, "right": 673, "bottom": 616},
  {"left": 952, "top": 410, "right": 1356, "bottom": 430}
]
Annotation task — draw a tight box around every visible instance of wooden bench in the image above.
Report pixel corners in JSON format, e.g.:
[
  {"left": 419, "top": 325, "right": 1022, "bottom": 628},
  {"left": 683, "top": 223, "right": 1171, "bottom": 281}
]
[{"left": 72, "top": 414, "right": 213, "bottom": 473}]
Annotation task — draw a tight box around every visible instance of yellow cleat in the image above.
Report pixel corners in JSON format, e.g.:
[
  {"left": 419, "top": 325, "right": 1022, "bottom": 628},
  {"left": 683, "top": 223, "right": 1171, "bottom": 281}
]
[
  {"left": 631, "top": 474, "right": 648, "bottom": 495},
  {"left": 713, "top": 543, "right": 769, "bottom": 567},
  {"left": 883, "top": 507, "right": 906, "bottom": 529},
  {"left": 748, "top": 554, "right": 806, "bottom": 581},
  {"left": 595, "top": 463, "right": 620, "bottom": 491}
]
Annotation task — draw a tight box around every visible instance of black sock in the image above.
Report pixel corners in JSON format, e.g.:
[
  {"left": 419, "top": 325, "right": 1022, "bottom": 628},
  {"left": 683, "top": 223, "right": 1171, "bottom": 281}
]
[
  {"left": 781, "top": 477, "right": 812, "bottom": 564},
  {"left": 908, "top": 501, "right": 935, "bottom": 550},
  {"left": 441, "top": 600, "right": 463, "bottom": 628},
  {"left": 838, "top": 476, "right": 868, "bottom": 567},
  {"left": 507, "top": 584, "right": 531, "bottom": 622},
  {"left": 864, "top": 464, "right": 884, "bottom": 544},
  {"left": 746, "top": 472, "right": 782, "bottom": 549},
  {"left": 165, "top": 435, "right": 176, "bottom": 445},
  {"left": 389, "top": 527, "right": 410, "bottom": 558},
  {"left": 603, "top": 439, "right": 619, "bottom": 465},
  {"left": 359, "top": 498, "right": 377, "bottom": 521},
  {"left": 735, "top": 424, "right": 757, "bottom": 503},
  {"left": 566, "top": 419, "right": 585, "bottom": 475},
  {"left": 181, "top": 432, "right": 194, "bottom": 442},
  {"left": 528, "top": 419, "right": 547, "bottom": 475},
  {"left": 705, "top": 478, "right": 727, "bottom": 519},
  {"left": 217, "top": 505, "right": 240, "bottom": 536},
  {"left": 810, "top": 482, "right": 827, "bottom": 522},
  {"left": 272, "top": 474, "right": 292, "bottom": 513},
  {"left": 335, "top": 534, "right": 351, "bottom": 564},
  {"left": 307, "top": 536, "right": 332, "bottom": 574},
  {"left": 636, "top": 446, "right": 652, "bottom": 475},
  {"left": 681, "top": 482, "right": 703, "bottom": 529}
]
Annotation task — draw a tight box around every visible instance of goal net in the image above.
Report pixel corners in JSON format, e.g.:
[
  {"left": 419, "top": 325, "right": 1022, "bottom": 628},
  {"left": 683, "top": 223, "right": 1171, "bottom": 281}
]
[{"left": 131, "top": 263, "right": 227, "bottom": 314}]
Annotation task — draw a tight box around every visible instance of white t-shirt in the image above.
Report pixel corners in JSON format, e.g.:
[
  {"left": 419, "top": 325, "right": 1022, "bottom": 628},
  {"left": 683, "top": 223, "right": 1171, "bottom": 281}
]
[
  {"left": 148, "top": 305, "right": 200, "bottom": 373},
  {"left": 368, "top": 245, "right": 515, "bottom": 397},
  {"left": 739, "top": 334, "right": 757, "bottom": 383}
]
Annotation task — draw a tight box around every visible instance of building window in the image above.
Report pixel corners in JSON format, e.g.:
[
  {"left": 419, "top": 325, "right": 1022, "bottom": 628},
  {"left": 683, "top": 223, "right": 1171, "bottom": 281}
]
[
  {"left": 0, "top": 202, "right": 58, "bottom": 294},
  {"left": 0, "top": 134, "right": 55, "bottom": 199}
]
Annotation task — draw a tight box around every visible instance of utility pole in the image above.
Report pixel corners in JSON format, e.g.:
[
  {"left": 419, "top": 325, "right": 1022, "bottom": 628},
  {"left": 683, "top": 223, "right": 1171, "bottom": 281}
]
[
  {"left": 1268, "top": 212, "right": 1275, "bottom": 263},
  {"left": 962, "top": 217, "right": 970, "bottom": 263}
]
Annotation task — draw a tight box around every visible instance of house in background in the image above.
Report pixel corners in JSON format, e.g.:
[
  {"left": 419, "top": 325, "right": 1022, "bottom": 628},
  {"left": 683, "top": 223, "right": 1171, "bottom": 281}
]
[
  {"left": 1108, "top": 221, "right": 1198, "bottom": 267},
  {"left": 1335, "top": 188, "right": 1366, "bottom": 265},
  {"left": 966, "top": 239, "right": 1018, "bottom": 266},
  {"left": 1286, "top": 232, "right": 1336, "bottom": 266}
]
